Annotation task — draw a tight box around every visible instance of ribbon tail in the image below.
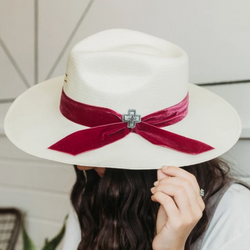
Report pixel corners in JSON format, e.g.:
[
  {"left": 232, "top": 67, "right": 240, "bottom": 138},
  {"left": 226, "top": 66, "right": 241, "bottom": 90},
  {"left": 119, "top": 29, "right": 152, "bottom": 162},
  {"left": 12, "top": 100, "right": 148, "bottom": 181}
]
[
  {"left": 135, "top": 122, "right": 214, "bottom": 155},
  {"left": 48, "top": 123, "right": 130, "bottom": 155}
]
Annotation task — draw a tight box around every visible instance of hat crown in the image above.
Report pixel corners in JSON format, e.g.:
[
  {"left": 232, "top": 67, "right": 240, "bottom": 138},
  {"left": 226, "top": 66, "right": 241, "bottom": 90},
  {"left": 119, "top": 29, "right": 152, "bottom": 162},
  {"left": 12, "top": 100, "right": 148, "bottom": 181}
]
[{"left": 63, "top": 28, "right": 189, "bottom": 115}]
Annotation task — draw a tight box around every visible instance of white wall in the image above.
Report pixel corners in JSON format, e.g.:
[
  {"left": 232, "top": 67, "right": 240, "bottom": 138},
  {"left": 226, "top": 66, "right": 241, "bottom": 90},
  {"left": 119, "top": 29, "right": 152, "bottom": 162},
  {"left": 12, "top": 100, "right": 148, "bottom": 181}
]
[
  {"left": 1, "top": 0, "right": 250, "bottom": 249},
  {"left": 0, "top": 134, "right": 75, "bottom": 249}
]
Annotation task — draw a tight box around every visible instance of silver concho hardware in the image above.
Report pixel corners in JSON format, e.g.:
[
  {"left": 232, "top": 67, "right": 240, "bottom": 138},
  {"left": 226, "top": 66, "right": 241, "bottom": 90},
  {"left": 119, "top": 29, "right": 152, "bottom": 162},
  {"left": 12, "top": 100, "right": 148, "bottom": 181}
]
[{"left": 122, "top": 109, "right": 141, "bottom": 128}]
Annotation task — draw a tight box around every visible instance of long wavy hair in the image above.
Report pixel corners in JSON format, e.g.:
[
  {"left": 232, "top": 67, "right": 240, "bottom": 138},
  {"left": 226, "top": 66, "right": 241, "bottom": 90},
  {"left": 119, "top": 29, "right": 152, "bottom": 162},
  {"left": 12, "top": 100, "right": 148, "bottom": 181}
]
[{"left": 70, "top": 158, "right": 234, "bottom": 250}]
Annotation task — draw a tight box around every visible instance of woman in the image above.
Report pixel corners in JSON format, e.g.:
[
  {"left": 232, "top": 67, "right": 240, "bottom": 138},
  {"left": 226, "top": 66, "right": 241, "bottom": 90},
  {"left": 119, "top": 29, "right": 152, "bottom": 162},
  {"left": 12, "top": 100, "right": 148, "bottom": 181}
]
[
  {"left": 4, "top": 29, "right": 250, "bottom": 250},
  {"left": 63, "top": 159, "right": 250, "bottom": 250}
]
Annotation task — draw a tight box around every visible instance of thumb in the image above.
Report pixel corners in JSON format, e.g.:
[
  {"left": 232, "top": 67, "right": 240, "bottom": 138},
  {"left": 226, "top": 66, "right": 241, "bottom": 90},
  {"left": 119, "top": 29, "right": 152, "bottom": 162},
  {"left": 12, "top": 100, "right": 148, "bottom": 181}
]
[{"left": 157, "top": 168, "right": 171, "bottom": 181}]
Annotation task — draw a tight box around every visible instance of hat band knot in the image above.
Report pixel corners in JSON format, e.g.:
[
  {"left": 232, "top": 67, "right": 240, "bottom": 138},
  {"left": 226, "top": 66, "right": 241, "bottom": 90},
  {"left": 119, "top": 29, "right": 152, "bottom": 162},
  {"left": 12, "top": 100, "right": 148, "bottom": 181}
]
[{"left": 48, "top": 89, "right": 214, "bottom": 155}]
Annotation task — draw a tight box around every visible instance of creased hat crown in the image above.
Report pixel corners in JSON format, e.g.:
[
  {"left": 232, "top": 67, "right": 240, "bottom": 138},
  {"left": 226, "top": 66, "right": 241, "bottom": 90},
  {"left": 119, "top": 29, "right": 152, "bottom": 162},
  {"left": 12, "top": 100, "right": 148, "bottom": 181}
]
[{"left": 64, "top": 29, "right": 189, "bottom": 116}]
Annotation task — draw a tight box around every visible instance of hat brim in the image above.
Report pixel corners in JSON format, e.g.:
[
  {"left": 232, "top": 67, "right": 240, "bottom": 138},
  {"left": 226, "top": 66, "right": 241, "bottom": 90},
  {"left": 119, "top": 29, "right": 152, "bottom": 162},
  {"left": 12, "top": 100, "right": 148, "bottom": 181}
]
[{"left": 4, "top": 76, "right": 241, "bottom": 169}]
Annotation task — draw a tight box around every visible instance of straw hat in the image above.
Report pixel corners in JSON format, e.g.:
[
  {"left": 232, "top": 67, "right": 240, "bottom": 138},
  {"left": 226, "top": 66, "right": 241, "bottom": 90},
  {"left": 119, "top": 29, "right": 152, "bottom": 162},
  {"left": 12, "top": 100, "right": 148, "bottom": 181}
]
[{"left": 4, "top": 28, "right": 241, "bottom": 169}]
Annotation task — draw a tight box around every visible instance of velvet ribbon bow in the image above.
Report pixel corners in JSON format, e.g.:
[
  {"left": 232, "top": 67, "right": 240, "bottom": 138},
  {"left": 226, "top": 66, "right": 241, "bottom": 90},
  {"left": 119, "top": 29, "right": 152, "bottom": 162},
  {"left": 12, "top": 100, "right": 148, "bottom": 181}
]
[{"left": 48, "top": 89, "right": 214, "bottom": 155}]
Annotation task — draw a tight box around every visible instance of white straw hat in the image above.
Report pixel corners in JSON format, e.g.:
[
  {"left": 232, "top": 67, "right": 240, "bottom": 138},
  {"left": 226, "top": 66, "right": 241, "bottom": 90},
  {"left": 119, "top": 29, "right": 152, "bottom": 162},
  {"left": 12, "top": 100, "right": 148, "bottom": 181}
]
[{"left": 4, "top": 28, "right": 241, "bottom": 169}]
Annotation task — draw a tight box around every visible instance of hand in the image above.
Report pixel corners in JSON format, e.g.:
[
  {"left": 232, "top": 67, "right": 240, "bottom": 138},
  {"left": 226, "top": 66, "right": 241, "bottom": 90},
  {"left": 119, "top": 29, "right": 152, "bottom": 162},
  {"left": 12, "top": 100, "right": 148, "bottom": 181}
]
[{"left": 151, "top": 166, "right": 205, "bottom": 250}]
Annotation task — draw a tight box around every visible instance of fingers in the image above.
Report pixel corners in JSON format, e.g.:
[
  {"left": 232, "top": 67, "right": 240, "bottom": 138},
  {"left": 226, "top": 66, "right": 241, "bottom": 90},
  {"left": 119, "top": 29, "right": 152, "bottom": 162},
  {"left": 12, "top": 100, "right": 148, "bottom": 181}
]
[
  {"left": 151, "top": 182, "right": 199, "bottom": 217},
  {"left": 156, "top": 172, "right": 205, "bottom": 211},
  {"left": 151, "top": 188, "right": 203, "bottom": 229},
  {"left": 157, "top": 169, "right": 172, "bottom": 181},
  {"left": 153, "top": 167, "right": 205, "bottom": 213},
  {"left": 151, "top": 192, "right": 180, "bottom": 226},
  {"left": 160, "top": 166, "right": 200, "bottom": 195},
  {"left": 160, "top": 166, "right": 205, "bottom": 210}
]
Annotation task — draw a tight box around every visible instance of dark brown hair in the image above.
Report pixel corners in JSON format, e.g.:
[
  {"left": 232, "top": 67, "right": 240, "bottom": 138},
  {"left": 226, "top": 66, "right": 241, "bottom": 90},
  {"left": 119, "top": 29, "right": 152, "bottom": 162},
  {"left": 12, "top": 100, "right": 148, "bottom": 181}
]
[{"left": 70, "top": 158, "right": 234, "bottom": 250}]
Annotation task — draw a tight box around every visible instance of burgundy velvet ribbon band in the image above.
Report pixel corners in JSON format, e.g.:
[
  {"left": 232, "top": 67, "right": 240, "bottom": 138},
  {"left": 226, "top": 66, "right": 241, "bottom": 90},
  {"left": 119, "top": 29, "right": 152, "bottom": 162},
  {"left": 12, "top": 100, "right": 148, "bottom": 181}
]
[{"left": 48, "top": 89, "right": 214, "bottom": 155}]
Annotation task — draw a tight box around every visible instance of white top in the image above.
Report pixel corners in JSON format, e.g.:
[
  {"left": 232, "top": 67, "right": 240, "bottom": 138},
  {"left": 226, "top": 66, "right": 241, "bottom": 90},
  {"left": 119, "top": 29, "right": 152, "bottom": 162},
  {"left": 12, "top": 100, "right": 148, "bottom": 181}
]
[{"left": 61, "top": 183, "right": 250, "bottom": 250}]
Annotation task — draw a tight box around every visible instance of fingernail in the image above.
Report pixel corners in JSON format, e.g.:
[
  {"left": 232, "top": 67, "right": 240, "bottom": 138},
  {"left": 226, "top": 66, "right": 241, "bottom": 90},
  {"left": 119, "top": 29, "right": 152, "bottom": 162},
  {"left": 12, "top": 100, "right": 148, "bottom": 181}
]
[
  {"left": 150, "top": 187, "right": 155, "bottom": 193},
  {"left": 162, "top": 165, "right": 169, "bottom": 170},
  {"left": 154, "top": 181, "right": 159, "bottom": 186}
]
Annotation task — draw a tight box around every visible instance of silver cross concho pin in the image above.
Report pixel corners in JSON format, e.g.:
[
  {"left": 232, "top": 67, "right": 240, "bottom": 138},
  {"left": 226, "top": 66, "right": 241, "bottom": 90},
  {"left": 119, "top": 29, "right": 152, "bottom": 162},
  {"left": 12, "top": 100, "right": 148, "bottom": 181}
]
[{"left": 122, "top": 109, "right": 141, "bottom": 128}]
